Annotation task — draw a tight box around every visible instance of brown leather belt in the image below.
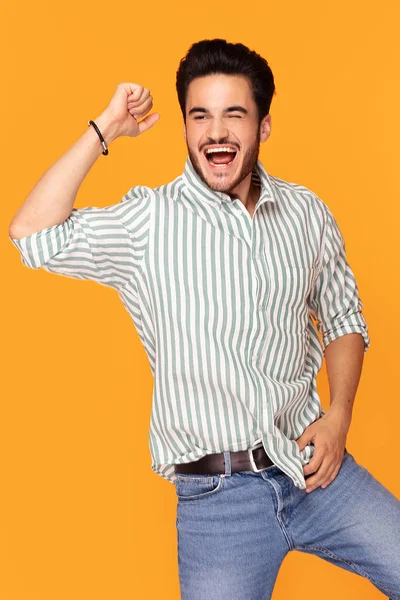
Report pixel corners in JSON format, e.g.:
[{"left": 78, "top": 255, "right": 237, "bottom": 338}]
[{"left": 174, "top": 441, "right": 275, "bottom": 475}]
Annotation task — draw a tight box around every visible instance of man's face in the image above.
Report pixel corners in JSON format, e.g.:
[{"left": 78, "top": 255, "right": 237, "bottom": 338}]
[{"left": 184, "top": 74, "right": 271, "bottom": 194}]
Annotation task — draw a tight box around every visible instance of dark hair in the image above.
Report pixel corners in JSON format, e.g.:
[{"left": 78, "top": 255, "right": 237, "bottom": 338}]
[{"left": 176, "top": 38, "right": 275, "bottom": 123}]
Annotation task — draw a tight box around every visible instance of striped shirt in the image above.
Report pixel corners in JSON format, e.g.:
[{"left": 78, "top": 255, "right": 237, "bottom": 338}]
[{"left": 9, "top": 157, "right": 370, "bottom": 490}]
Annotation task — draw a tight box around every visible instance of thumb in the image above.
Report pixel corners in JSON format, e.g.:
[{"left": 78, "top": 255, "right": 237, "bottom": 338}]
[{"left": 137, "top": 112, "right": 160, "bottom": 135}]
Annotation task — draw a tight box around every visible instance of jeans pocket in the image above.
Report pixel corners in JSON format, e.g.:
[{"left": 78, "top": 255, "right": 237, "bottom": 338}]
[{"left": 174, "top": 473, "right": 224, "bottom": 501}]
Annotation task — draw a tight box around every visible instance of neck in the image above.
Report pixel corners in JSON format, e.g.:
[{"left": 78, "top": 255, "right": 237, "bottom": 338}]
[{"left": 227, "top": 170, "right": 259, "bottom": 209}]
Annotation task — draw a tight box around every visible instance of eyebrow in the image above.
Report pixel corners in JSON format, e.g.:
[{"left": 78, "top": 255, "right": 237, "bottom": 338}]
[{"left": 188, "top": 105, "right": 248, "bottom": 116}]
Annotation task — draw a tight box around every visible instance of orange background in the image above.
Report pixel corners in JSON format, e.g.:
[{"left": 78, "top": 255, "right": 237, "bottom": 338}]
[{"left": 1, "top": 1, "right": 399, "bottom": 598}]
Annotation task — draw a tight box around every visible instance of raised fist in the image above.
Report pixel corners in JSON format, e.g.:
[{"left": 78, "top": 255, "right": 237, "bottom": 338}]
[{"left": 103, "top": 82, "right": 160, "bottom": 138}]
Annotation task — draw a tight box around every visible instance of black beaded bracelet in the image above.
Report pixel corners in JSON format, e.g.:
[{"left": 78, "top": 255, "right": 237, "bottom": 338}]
[{"left": 88, "top": 120, "right": 109, "bottom": 155}]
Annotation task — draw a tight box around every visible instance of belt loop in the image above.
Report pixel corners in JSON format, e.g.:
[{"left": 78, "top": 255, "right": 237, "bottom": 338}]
[{"left": 223, "top": 451, "right": 232, "bottom": 477}]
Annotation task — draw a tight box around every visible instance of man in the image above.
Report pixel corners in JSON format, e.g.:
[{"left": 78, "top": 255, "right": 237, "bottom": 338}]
[{"left": 9, "top": 39, "right": 400, "bottom": 599}]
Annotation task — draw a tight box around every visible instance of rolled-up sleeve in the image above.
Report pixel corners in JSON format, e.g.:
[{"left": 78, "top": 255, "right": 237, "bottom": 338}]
[
  {"left": 9, "top": 186, "right": 152, "bottom": 292},
  {"left": 308, "top": 204, "right": 370, "bottom": 354}
]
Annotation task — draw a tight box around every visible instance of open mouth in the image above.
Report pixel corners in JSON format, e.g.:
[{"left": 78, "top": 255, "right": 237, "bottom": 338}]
[{"left": 204, "top": 146, "right": 238, "bottom": 168}]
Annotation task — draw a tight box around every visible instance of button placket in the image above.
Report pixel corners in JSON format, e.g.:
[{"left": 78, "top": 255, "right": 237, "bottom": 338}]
[{"left": 250, "top": 240, "right": 262, "bottom": 364}]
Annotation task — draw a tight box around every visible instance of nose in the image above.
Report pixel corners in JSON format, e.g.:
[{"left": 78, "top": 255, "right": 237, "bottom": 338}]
[{"left": 206, "top": 116, "right": 229, "bottom": 143}]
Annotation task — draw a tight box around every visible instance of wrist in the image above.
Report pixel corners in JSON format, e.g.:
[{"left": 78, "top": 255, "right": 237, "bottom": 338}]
[
  {"left": 92, "top": 111, "right": 122, "bottom": 145},
  {"left": 326, "top": 402, "right": 353, "bottom": 427}
]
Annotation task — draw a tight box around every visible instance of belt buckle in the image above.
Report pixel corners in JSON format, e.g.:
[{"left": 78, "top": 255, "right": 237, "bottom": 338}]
[{"left": 248, "top": 440, "right": 267, "bottom": 473}]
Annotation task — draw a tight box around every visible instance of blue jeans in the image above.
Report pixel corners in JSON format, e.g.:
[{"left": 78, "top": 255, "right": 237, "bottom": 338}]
[{"left": 174, "top": 449, "right": 400, "bottom": 599}]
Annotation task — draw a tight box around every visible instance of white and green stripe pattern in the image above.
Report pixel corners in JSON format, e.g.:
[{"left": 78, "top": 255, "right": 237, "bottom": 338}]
[{"left": 10, "top": 157, "right": 370, "bottom": 490}]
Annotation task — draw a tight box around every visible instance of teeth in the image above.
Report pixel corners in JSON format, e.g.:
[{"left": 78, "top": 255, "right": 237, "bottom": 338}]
[{"left": 205, "top": 147, "right": 237, "bottom": 154}]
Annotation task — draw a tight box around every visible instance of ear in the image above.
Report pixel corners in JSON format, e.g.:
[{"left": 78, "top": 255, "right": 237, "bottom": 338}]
[
  {"left": 260, "top": 114, "right": 271, "bottom": 143},
  {"left": 183, "top": 123, "right": 187, "bottom": 143}
]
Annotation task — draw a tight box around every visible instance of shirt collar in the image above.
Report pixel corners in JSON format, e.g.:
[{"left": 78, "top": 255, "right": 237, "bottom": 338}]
[{"left": 181, "top": 156, "right": 276, "bottom": 208}]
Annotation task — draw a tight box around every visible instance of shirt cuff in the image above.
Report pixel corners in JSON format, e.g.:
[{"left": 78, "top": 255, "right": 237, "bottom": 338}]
[
  {"left": 322, "top": 322, "right": 371, "bottom": 354},
  {"left": 9, "top": 221, "right": 71, "bottom": 269}
]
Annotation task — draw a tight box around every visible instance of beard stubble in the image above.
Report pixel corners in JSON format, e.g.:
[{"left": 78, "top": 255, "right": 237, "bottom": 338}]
[{"left": 187, "top": 129, "right": 261, "bottom": 194}]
